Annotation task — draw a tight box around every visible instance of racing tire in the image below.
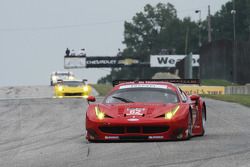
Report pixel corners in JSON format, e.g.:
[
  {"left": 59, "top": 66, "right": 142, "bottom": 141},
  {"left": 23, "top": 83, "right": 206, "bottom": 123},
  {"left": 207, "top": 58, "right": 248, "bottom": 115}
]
[
  {"left": 187, "top": 111, "right": 193, "bottom": 140},
  {"left": 200, "top": 107, "right": 206, "bottom": 136},
  {"left": 50, "top": 81, "right": 54, "bottom": 86}
]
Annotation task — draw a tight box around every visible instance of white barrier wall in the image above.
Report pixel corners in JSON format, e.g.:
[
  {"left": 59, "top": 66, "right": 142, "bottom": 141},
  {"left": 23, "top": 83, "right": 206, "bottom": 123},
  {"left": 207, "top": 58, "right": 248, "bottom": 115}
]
[{"left": 225, "top": 84, "right": 250, "bottom": 94}]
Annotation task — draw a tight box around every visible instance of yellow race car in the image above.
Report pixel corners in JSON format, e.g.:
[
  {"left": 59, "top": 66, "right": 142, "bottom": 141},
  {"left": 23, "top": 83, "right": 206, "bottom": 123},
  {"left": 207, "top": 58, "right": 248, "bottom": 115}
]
[{"left": 54, "top": 79, "right": 92, "bottom": 98}]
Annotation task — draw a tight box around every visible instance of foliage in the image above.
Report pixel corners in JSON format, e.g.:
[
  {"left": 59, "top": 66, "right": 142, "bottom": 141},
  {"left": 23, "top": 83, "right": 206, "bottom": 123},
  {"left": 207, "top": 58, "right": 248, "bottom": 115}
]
[
  {"left": 98, "top": 3, "right": 199, "bottom": 83},
  {"left": 202, "top": 0, "right": 250, "bottom": 41},
  {"left": 201, "top": 79, "right": 237, "bottom": 86},
  {"left": 98, "top": 1, "right": 250, "bottom": 83}
]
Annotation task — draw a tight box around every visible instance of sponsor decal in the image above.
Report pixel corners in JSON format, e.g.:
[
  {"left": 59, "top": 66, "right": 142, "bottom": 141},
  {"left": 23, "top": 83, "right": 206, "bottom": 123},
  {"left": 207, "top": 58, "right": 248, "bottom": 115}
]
[
  {"left": 120, "top": 84, "right": 168, "bottom": 89},
  {"left": 105, "top": 136, "right": 119, "bottom": 139},
  {"left": 150, "top": 55, "right": 199, "bottom": 67},
  {"left": 149, "top": 136, "right": 164, "bottom": 139},
  {"left": 127, "top": 118, "right": 139, "bottom": 122},
  {"left": 126, "top": 108, "right": 145, "bottom": 116}
]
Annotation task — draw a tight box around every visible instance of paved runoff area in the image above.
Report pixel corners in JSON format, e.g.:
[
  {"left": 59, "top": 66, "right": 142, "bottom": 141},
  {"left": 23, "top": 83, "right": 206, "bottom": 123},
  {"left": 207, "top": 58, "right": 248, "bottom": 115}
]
[{"left": 0, "top": 86, "right": 250, "bottom": 167}]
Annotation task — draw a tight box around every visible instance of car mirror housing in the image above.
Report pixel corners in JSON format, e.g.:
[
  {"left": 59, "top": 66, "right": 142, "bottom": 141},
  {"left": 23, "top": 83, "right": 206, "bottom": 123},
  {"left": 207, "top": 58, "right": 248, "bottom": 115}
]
[
  {"left": 87, "top": 96, "right": 96, "bottom": 102},
  {"left": 190, "top": 95, "right": 200, "bottom": 105},
  {"left": 190, "top": 94, "right": 200, "bottom": 101}
]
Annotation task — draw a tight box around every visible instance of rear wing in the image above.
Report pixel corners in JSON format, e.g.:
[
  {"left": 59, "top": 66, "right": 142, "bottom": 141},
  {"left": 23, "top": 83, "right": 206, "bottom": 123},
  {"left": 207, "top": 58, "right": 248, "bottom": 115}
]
[
  {"left": 56, "top": 79, "right": 88, "bottom": 84},
  {"left": 112, "top": 79, "right": 200, "bottom": 87}
]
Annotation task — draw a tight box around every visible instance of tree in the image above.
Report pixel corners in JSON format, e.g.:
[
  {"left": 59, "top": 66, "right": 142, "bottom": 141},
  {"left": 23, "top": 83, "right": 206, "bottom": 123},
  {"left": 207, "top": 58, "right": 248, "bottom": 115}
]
[
  {"left": 98, "top": 3, "right": 199, "bottom": 84},
  {"left": 208, "top": 0, "right": 250, "bottom": 41}
]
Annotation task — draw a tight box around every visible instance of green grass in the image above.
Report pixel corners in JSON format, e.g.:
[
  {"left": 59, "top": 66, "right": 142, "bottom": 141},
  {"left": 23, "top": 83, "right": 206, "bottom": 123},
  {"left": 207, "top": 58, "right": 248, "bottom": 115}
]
[
  {"left": 201, "top": 79, "right": 237, "bottom": 86},
  {"left": 91, "top": 84, "right": 113, "bottom": 96},
  {"left": 203, "top": 94, "right": 250, "bottom": 107}
]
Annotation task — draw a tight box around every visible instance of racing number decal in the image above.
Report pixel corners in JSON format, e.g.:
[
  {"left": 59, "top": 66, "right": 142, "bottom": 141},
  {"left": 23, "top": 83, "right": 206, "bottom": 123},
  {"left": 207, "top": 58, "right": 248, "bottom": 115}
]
[
  {"left": 128, "top": 110, "right": 142, "bottom": 116},
  {"left": 126, "top": 108, "right": 145, "bottom": 116}
]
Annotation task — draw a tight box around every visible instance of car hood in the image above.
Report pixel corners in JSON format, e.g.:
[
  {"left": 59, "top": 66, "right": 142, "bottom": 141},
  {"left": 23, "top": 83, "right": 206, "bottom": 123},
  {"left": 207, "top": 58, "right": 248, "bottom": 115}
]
[
  {"left": 97, "top": 103, "right": 180, "bottom": 118},
  {"left": 61, "top": 86, "right": 83, "bottom": 92}
]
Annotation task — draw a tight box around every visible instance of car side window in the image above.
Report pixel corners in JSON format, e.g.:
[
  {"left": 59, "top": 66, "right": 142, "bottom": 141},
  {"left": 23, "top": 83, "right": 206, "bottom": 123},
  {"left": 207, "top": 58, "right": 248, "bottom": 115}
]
[{"left": 178, "top": 88, "right": 187, "bottom": 102}]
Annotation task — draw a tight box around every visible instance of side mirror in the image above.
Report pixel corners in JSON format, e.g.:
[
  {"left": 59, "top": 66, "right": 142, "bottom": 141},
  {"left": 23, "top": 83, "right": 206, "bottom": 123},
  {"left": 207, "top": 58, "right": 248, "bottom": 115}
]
[
  {"left": 189, "top": 94, "right": 200, "bottom": 105},
  {"left": 87, "top": 96, "right": 96, "bottom": 103}
]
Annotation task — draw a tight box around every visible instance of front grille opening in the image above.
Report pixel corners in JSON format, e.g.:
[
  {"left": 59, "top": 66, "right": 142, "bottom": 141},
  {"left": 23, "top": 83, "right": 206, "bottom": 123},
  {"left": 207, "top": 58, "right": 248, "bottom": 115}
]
[
  {"left": 64, "top": 93, "right": 82, "bottom": 96},
  {"left": 127, "top": 126, "right": 140, "bottom": 133},
  {"left": 99, "top": 126, "right": 169, "bottom": 135},
  {"left": 143, "top": 126, "right": 169, "bottom": 134},
  {"left": 104, "top": 115, "right": 113, "bottom": 118},
  {"left": 87, "top": 129, "right": 99, "bottom": 139},
  {"left": 99, "top": 126, "right": 125, "bottom": 134},
  {"left": 120, "top": 136, "right": 148, "bottom": 140},
  {"left": 155, "top": 114, "right": 165, "bottom": 118}
]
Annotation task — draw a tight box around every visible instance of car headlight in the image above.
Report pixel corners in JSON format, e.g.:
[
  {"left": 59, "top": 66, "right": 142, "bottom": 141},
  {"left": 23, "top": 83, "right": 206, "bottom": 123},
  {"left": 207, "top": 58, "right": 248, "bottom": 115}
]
[
  {"left": 58, "top": 86, "right": 63, "bottom": 91},
  {"left": 83, "top": 86, "right": 89, "bottom": 92},
  {"left": 165, "top": 105, "right": 180, "bottom": 120},
  {"left": 95, "top": 106, "right": 105, "bottom": 120}
]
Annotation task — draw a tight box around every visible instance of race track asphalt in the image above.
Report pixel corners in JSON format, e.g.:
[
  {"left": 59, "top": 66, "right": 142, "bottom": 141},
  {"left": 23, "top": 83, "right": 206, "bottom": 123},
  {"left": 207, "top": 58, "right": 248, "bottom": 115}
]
[{"left": 0, "top": 95, "right": 250, "bottom": 167}]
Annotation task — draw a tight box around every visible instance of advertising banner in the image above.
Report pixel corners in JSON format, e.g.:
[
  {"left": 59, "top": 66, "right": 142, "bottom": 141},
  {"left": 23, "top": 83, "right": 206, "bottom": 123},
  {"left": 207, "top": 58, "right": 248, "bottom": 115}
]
[
  {"left": 86, "top": 57, "right": 149, "bottom": 68},
  {"left": 150, "top": 55, "right": 199, "bottom": 67},
  {"left": 180, "top": 86, "right": 225, "bottom": 95}
]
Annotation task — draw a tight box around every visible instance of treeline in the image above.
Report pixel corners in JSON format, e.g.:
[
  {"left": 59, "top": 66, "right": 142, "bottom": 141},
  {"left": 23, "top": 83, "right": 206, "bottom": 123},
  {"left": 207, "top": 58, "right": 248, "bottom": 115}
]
[{"left": 98, "top": 1, "right": 250, "bottom": 83}]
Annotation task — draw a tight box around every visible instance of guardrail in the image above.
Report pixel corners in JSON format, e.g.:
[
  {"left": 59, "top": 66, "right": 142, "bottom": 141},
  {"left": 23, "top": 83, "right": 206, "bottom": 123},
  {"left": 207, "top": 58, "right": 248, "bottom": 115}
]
[
  {"left": 180, "top": 84, "right": 250, "bottom": 95},
  {"left": 225, "top": 84, "right": 250, "bottom": 94},
  {"left": 180, "top": 85, "right": 225, "bottom": 95}
]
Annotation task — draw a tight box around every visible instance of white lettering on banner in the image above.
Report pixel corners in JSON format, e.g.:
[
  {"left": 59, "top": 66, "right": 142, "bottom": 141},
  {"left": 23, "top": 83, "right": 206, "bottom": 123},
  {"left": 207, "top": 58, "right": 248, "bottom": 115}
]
[
  {"left": 86, "top": 60, "right": 117, "bottom": 65},
  {"left": 150, "top": 55, "right": 200, "bottom": 67}
]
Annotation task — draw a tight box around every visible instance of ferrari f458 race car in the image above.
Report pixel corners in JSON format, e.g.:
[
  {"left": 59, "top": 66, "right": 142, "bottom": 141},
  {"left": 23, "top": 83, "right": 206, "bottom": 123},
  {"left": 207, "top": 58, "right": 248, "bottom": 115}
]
[
  {"left": 85, "top": 79, "right": 206, "bottom": 141},
  {"left": 54, "top": 79, "right": 91, "bottom": 98}
]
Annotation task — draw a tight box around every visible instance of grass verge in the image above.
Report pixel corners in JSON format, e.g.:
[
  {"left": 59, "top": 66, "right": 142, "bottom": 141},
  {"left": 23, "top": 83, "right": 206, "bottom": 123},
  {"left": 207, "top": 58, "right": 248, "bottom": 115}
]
[
  {"left": 202, "top": 94, "right": 250, "bottom": 107},
  {"left": 201, "top": 79, "right": 237, "bottom": 86}
]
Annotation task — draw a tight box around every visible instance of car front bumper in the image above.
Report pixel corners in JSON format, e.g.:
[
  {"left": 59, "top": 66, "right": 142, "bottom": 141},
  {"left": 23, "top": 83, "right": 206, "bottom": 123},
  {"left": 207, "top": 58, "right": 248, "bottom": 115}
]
[
  {"left": 54, "top": 92, "right": 89, "bottom": 98},
  {"left": 86, "top": 116, "right": 189, "bottom": 141}
]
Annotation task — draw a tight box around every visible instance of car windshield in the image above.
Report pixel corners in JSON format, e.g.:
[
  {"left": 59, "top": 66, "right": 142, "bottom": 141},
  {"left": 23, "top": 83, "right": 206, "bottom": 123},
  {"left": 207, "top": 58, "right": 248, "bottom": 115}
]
[
  {"left": 63, "top": 81, "right": 83, "bottom": 86},
  {"left": 104, "top": 88, "right": 179, "bottom": 104}
]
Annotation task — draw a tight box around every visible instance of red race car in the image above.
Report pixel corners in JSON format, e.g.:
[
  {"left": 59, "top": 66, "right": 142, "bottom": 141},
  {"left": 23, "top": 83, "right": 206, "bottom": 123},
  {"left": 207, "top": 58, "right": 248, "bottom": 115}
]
[{"left": 85, "top": 79, "right": 206, "bottom": 141}]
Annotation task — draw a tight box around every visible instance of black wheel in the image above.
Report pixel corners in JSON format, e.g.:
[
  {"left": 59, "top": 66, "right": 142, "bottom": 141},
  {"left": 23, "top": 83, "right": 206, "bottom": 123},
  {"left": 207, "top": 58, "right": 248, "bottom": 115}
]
[
  {"left": 201, "top": 107, "right": 206, "bottom": 136},
  {"left": 50, "top": 81, "right": 53, "bottom": 86},
  {"left": 187, "top": 111, "right": 193, "bottom": 139}
]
